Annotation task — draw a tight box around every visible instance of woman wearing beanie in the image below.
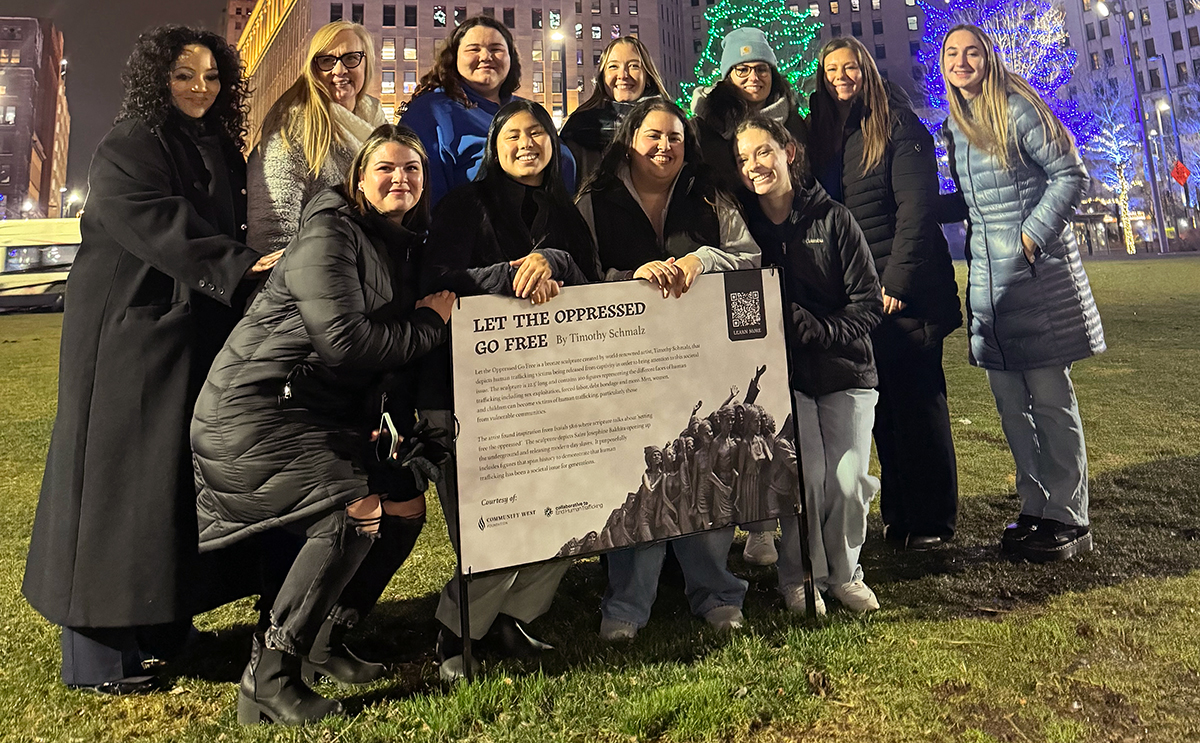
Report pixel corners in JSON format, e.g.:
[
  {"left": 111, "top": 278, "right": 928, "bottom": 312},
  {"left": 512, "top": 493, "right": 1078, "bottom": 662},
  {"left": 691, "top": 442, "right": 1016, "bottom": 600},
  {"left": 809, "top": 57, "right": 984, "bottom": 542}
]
[
  {"left": 691, "top": 27, "right": 806, "bottom": 193},
  {"left": 808, "top": 36, "right": 962, "bottom": 551},
  {"left": 560, "top": 36, "right": 669, "bottom": 186}
]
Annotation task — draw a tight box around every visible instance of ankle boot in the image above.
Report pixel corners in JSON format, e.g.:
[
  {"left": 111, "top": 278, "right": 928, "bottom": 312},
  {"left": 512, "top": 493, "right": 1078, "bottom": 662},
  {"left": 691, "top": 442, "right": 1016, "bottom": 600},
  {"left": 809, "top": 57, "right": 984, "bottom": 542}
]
[
  {"left": 238, "top": 633, "right": 344, "bottom": 725},
  {"left": 301, "top": 618, "right": 387, "bottom": 686}
]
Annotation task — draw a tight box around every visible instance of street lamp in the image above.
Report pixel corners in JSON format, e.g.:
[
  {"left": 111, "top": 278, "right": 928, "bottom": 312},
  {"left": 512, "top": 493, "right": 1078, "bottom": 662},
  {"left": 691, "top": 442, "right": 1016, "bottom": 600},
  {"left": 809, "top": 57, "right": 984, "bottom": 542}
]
[
  {"left": 1097, "top": 0, "right": 1169, "bottom": 253},
  {"left": 551, "top": 30, "right": 569, "bottom": 124},
  {"left": 1155, "top": 54, "right": 1192, "bottom": 229},
  {"left": 58, "top": 186, "right": 67, "bottom": 218},
  {"left": 67, "top": 191, "right": 81, "bottom": 218}
]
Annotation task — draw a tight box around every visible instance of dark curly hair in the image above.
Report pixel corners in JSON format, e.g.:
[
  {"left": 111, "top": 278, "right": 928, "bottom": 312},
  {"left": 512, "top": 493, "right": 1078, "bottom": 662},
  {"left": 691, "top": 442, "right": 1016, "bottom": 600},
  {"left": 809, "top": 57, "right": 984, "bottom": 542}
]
[
  {"left": 412, "top": 15, "right": 521, "bottom": 106},
  {"left": 116, "top": 25, "right": 249, "bottom": 148}
]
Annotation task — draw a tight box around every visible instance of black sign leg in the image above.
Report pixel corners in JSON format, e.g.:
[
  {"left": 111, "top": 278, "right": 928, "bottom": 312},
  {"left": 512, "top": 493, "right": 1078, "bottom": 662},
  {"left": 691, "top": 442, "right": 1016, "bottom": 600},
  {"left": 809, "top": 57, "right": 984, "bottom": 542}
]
[
  {"left": 458, "top": 569, "right": 474, "bottom": 682},
  {"left": 776, "top": 267, "right": 817, "bottom": 620}
]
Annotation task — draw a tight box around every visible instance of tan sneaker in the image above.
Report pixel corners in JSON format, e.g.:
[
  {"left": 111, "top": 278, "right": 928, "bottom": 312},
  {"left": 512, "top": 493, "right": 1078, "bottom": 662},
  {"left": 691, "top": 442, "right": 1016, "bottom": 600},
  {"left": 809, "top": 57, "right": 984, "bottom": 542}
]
[
  {"left": 781, "top": 584, "right": 826, "bottom": 616},
  {"left": 829, "top": 580, "right": 879, "bottom": 613},
  {"left": 742, "top": 531, "right": 779, "bottom": 565},
  {"left": 703, "top": 605, "right": 745, "bottom": 631}
]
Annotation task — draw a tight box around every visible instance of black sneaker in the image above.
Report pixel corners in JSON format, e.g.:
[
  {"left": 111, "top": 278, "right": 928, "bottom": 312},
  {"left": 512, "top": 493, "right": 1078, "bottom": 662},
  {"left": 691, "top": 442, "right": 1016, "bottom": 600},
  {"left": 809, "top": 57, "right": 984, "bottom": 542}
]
[
  {"left": 1016, "top": 519, "right": 1092, "bottom": 563},
  {"left": 1000, "top": 514, "right": 1041, "bottom": 553}
]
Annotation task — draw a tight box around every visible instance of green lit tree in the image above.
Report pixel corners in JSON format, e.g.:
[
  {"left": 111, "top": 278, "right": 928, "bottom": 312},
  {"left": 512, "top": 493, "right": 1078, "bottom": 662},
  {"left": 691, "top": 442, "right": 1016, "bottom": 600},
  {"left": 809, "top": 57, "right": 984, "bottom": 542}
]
[{"left": 677, "top": 1, "right": 823, "bottom": 115}]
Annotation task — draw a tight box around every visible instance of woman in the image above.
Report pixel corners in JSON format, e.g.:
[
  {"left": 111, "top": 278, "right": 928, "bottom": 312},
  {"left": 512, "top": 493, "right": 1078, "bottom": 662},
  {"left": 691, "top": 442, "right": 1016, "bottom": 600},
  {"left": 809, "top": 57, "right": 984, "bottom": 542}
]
[
  {"left": 807, "top": 36, "right": 962, "bottom": 552},
  {"left": 402, "top": 15, "right": 575, "bottom": 205},
  {"left": 735, "top": 115, "right": 883, "bottom": 615},
  {"left": 940, "top": 25, "right": 1103, "bottom": 562},
  {"left": 422, "top": 100, "right": 597, "bottom": 681},
  {"left": 560, "top": 36, "right": 668, "bottom": 185},
  {"left": 577, "top": 97, "right": 760, "bottom": 640},
  {"left": 691, "top": 27, "right": 807, "bottom": 193},
  {"left": 192, "top": 125, "right": 453, "bottom": 724},
  {"left": 249, "top": 21, "right": 387, "bottom": 258},
  {"left": 22, "top": 27, "right": 272, "bottom": 694}
]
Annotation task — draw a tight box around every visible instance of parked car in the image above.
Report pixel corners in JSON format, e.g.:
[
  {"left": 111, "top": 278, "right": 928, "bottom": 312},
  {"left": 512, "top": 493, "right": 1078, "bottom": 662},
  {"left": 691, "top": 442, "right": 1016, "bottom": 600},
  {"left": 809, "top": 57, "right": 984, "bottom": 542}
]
[{"left": 0, "top": 218, "right": 80, "bottom": 311}]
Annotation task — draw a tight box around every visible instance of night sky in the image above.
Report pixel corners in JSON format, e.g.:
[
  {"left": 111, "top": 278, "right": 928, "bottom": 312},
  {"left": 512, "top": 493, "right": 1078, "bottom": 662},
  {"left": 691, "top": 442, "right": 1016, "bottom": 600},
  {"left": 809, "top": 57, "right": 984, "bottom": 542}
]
[{"left": 0, "top": 0, "right": 227, "bottom": 191}]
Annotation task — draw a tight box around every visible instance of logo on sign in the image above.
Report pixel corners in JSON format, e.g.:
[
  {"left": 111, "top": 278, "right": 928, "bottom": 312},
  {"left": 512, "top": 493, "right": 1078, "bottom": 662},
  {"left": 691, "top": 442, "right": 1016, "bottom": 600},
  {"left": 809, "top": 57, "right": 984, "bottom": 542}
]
[{"left": 1172, "top": 160, "right": 1191, "bottom": 187}]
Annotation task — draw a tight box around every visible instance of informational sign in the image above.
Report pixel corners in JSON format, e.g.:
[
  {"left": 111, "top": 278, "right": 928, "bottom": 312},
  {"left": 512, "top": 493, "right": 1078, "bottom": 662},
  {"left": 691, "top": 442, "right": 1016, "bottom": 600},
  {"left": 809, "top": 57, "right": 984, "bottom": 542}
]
[
  {"left": 451, "top": 269, "right": 798, "bottom": 575},
  {"left": 1172, "top": 160, "right": 1191, "bottom": 187}
]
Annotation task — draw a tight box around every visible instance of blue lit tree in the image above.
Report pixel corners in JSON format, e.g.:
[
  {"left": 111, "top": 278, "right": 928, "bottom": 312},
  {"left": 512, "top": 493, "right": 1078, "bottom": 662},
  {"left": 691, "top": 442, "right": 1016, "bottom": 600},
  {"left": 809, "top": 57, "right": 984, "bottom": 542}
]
[
  {"left": 677, "top": 0, "right": 823, "bottom": 115},
  {"left": 917, "top": 0, "right": 1100, "bottom": 188}
]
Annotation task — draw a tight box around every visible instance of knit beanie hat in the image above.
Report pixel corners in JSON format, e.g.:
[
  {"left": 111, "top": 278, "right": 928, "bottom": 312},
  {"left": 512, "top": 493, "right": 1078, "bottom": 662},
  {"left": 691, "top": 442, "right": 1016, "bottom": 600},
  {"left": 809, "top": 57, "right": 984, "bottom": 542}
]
[{"left": 720, "top": 27, "right": 778, "bottom": 79}]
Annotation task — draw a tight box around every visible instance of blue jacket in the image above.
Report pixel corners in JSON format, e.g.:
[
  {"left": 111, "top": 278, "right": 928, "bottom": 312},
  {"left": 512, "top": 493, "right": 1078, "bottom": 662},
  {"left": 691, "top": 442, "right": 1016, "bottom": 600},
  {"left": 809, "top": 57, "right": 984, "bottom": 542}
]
[
  {"left": 400, "top": 85, "right": 576, "bottom": 205},
  {"left": 943, "top": 94, "right": 1105, "bottom": 371}
]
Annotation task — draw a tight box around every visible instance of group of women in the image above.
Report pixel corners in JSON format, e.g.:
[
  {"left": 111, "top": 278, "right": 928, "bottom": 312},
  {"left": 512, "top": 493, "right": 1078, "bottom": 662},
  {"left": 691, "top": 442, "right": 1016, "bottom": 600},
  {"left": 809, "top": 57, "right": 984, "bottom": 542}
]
[{"left": 22, "top": 14, "right": 1103, "bottom": 725}]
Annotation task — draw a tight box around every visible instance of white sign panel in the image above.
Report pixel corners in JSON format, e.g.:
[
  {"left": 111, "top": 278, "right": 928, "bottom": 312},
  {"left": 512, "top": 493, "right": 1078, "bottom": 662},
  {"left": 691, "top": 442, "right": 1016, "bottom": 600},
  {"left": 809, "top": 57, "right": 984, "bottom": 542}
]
[{"left": 452, "top": 269, "right": 796, "bottom": 575}]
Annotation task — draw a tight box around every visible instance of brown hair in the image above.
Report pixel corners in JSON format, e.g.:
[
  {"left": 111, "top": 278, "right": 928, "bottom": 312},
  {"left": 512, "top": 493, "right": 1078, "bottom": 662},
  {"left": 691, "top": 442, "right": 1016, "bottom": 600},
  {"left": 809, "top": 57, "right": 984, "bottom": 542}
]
[
  {"left": 412, "top": 15, "right": 521, "bottom": 106},
  {"left": 812, "top": 36, "right": 891, "bottom": 175},
  {"left": 260, "top": 21, "right": 377, "bottom": 176},
  {"left": 575, "top": 37, "right": 667, "bottom": 112},
  {"left": 940, "top": 24, "right": 1071, "bottom": 171},
  {"left": 734, "top": 115, "right": 810, "bottom": 192},
  {"left": 347, "top": 124, "right": 431, "bottom": 231}
]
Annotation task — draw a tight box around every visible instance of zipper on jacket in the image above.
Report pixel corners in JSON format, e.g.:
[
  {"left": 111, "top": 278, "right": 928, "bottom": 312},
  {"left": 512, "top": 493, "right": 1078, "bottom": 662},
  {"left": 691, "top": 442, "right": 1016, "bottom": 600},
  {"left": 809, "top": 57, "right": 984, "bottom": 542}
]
[{"left": 962, "top": 137, "right": 1007, "bottom": 370}]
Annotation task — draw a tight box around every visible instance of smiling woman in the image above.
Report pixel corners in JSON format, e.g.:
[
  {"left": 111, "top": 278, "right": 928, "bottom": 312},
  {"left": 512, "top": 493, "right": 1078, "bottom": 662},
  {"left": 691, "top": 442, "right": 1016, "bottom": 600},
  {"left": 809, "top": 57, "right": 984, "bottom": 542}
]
[
  {"left": 22, "top": 25, "right": 268, "bottom": 695},
  {"left": 248, "top": 21, "right": 386, "bottom": 258}
]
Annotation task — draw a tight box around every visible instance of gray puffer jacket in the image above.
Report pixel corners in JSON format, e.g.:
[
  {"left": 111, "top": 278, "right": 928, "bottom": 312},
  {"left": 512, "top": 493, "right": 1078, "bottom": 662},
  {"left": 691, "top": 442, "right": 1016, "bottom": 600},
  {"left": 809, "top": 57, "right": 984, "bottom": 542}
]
[{"left": 943, "top": 94, "right": 1105, "bottom": 371}]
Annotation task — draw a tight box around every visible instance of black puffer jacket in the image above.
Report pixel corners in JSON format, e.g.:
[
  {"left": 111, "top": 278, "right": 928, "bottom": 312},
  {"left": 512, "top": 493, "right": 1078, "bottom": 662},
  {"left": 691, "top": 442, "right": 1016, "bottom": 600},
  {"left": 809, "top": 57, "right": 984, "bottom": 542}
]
[
  {"left": 808, "top": 83, "right": 961, "bottom": 348},
  {"left": 559, "top": 100, "right": 637, "bottom": 188},
  {"left": 693, "top": 85, "right": 808, "bottom": 194},
  {"left": 192, "top": 188, "right": 447, "bottom": 551},
  {"left": 740, "top": 181, "right": 883, "bottom": 397}
]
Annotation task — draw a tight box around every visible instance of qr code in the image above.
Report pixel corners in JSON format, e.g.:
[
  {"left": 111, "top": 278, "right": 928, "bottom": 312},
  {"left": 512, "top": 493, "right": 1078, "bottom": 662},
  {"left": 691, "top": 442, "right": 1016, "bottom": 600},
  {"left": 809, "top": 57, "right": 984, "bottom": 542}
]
[{"left": 729, "top": 291, "right": 762, "bottom": 328}]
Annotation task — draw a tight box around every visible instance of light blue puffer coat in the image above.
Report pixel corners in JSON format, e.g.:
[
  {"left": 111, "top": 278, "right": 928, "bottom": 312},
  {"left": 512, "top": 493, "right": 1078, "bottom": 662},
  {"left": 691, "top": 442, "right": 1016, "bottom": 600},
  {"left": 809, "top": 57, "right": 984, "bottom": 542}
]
[{"left": 943, "top": 94, "right": 1105, "bottom": 371}]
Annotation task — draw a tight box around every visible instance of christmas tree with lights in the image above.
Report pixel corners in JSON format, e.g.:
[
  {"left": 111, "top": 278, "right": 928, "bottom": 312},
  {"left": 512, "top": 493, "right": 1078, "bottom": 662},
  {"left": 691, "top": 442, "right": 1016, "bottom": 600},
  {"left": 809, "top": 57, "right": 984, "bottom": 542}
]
[{"left": 677, "top": 1, "right": 823, "bottom": 115}]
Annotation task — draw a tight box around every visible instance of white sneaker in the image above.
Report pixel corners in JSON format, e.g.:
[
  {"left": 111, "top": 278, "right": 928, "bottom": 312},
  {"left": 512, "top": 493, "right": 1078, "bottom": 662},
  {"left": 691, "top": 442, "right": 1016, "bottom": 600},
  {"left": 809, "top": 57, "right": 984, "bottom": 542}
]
[
  {"left": 742, "top": 532, "right": 779, "bottom": 565},
  {"left": 829, "top": 580, "right": 880, "bottom": 613},
  {"left": 599, "top": 617, "right": 638, "bottom": 641},
  {"left": 438, "top": 653, "right": 481, "bottom": 683},
  {"left": 703, "top": 605, "right": 745, "bottom": 631},
  {"left": 781, "top": 584, "right": 826, "bottom": 616}
]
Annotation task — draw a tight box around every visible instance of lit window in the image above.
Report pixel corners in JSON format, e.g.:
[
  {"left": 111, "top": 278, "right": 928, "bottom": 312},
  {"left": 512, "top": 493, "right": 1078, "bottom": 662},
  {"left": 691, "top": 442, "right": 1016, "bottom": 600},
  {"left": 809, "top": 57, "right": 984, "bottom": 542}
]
[
  {"left": 575, "top": 22, "right": 583, "bottom": 39},
  {"left": 629, "top": 0, "right": 637, "bottom": 15},
  {"left": 403, "top": 70, "right": 417, "bottom": 94},
  {"left": 533, "top": 39, "right": 543, "bottom": 62},
  {"left": 382, "top": 104, "right": 395, "bottom": 122},
  {"left": 533, "top": 71, "right": 544, "bottom": 94},
  {"left": 829, "top": 1, "right": 839, "bottom": 13},
  {"left": 550, "top": 9, "right": 561, "bottom": 28},
  {"left": 382, "top": 71, "right": 396, "bottom": 95},
  {"left": 382, "top": 38, "right": 396, "bottom": 60},
  {"left": 592, "top": 24, "right": 601, "bottom": 39},
  {"left": 907, "top": 15, "right": 917, "bottom": 31},
  {"left": 433, "top": 5, "right": 446, "bottom": 27},
  {"left": 630, "top": 23, "right": 638, "bottom": 37},
  {"left": 404, "top": 38, "right": 417, "bottom": 60},
  {"left": 612, "top": 23, "right": 620, "bottom": 38}
]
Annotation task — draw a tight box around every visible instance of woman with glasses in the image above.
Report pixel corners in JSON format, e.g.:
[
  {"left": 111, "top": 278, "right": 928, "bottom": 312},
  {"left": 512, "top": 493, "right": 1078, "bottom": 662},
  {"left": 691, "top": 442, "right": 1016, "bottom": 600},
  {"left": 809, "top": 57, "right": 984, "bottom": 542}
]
[
  {"left": 940, "top": 25, "right": 1102, "bottom": 562},
  {"left": 402, "top": 15, "right": 575, "bottom": 205},
  {"left": 807, "top": 36, "right": 962, "bottom": 552},
  {"left": 690, "top": 27, "right": 807, "bottom": 194},
  {"left": 193, "top": 125, "right": 454, "bottom": 724},
  {"left": 248, "top": 21, "right": 387, "bottom": 258},
  {"left": 560, "top": 36, "right": 668, "bottom": 186},
  {"left": 420, "top": 100, "right": 598, "bottom": 681}
]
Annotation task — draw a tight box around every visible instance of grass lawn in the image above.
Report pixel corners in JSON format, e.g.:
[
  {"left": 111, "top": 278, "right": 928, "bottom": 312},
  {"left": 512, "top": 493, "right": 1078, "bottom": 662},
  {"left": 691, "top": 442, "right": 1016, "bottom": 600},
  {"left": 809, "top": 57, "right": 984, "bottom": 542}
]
[{"left": 3, "top": 257, "right": 1200, "bottom": 742}]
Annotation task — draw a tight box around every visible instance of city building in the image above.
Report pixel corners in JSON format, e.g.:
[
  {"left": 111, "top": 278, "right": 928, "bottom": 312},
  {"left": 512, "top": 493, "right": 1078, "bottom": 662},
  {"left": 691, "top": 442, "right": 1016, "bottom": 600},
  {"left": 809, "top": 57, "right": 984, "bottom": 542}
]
[
  {"left": 0, "top": 17, "right": 69, "bottom": 220},
  {"left": 225, "top": 0, "right": 262, "bottom": 45},
  {"left": 235, "top": 0, "right": 695, "bottom": 143}
]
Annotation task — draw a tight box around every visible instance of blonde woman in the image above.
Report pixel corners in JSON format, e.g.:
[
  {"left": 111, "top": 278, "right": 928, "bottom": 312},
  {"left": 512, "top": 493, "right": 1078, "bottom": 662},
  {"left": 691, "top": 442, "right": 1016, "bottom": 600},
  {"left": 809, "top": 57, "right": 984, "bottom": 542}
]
[
  {"left": 940, "top": 24, "right": 1104, "bottom": 562},
  {"left": 248, "top": 21, "right": 386, "bottom": 256},
  {"left": 807, "top": 36, "right": 962, "bottom": 553},
  {"left": 560, "top": 36, "right": 668, "bottom": 184}
]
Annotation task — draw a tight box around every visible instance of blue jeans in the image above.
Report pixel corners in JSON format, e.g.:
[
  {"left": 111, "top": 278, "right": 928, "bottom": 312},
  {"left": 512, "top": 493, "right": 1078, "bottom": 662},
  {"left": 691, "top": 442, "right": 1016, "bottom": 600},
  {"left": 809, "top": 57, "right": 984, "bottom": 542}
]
[
  {"left": 601, "top": 528, "right": 747, "bottom": 628},
  {"left": 777, "top": 388, "right": 879, "bottom": 591},
  {"left": 986, "top": 365, "right": 1089, "bottom": 527}
]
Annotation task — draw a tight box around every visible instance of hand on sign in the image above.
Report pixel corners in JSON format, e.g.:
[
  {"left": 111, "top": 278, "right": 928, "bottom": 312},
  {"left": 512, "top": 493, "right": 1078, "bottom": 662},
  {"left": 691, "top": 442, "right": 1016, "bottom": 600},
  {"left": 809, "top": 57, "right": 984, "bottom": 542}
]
[{"left": 511, "top": 253, "right": 553, "bottom": 299}]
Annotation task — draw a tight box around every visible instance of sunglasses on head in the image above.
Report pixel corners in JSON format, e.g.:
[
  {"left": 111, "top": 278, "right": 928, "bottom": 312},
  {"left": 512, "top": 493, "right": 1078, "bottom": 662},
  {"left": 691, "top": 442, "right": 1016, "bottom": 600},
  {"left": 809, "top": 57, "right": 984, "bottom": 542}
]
[{"left": 314, "top": 51, "right": 366, "bottom": 72}]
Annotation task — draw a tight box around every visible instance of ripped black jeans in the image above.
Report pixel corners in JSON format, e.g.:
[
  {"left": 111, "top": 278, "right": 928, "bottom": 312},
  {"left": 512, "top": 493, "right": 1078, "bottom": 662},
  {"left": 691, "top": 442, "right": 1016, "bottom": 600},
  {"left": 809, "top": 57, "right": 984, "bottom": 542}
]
[{"left": 263, "top": 508, "right": 424, "bottom": 657}]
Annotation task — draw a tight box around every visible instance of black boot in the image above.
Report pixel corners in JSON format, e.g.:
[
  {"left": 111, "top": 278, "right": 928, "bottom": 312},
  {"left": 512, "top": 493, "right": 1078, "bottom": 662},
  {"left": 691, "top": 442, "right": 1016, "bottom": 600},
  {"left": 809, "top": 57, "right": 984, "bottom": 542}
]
[
  {"left": 1000, "top": 514, "right": 1042, "bottom": 554},
  {"left": 238, "top": 633, "right": 343, "bottom": 725},
  {"left": 482, "top": 614, "right": 553, "bottom": 660},
  {"left": 301, "top": 618, "right": 387, "bottom": 686}
]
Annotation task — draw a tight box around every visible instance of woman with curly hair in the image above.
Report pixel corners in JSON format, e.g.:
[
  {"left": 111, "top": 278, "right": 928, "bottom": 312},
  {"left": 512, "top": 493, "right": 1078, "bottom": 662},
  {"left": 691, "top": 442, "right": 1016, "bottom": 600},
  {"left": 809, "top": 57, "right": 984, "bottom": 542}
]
[
  {"left": 22, "top": 26, "right": 273, "bottom": 694},
  {"left": 401, "top": 14, "right": 575, "bottom": 205},
  {"left": 248, "top": 21, "right": 387, "bottom": 257}
]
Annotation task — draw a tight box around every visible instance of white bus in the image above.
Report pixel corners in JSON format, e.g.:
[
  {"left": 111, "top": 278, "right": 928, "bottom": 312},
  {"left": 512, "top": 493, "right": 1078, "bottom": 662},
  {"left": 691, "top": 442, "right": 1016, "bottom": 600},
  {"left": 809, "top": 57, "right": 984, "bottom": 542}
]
[{"left": 0, "top": 218, "right": 81, "bottom": 311}]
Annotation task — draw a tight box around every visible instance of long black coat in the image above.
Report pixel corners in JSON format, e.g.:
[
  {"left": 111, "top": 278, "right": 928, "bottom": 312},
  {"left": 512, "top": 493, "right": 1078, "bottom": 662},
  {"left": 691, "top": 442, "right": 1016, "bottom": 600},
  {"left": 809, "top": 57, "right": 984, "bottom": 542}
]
[
  {"left": 23, "top": 116, "right": 260, "bottom": 628},
  {"left": 193, "top": 188, "right": 447, "bottom": 551},
  {"left": 808, "top": 84, "right": 961, "bottom": 348}
]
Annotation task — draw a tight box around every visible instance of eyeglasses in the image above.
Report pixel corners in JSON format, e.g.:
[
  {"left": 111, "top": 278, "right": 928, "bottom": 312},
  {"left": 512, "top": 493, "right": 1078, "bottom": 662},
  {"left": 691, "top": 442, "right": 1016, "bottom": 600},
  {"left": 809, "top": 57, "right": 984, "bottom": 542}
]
[
  {"left": 314, "top": 51, "right": 366, "bottom": 72},
  {"left": 731, "top": 63, "right": 772, "bottom": 80}
]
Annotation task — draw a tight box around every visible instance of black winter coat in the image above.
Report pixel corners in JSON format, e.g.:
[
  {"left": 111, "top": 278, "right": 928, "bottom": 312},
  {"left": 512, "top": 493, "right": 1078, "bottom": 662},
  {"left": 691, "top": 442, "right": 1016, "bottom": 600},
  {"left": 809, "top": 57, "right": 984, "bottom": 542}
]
[
  {"left": 808, "top": 84, "right": 961, "bottom": 348},
  {"left": 192, "top": 188, "right": 447, "bottom": 551},
  {"left": 740, "top": 182, "right": 883, "bottom": 397},
  {"left": 693, "top": 86, "right": 808, "bottom": 195},
  {"left": 559, "top": 102, "right": 634, "bottom": 189},
  {"left": 23, "top": 115, "right": 260, "bottom": 628}
]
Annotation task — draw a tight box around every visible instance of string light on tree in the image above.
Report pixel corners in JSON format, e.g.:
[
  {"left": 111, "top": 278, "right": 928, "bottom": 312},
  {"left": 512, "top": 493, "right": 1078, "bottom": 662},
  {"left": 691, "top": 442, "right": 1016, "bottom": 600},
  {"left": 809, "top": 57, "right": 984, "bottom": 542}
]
[{"left": 677, "top": 0, "right": 822, "bottom": 115}]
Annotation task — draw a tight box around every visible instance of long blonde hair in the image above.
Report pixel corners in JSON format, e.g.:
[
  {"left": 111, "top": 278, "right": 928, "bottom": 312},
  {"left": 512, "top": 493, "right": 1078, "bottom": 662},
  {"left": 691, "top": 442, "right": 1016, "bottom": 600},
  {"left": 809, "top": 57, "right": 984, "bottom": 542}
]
[
  {"left": 261, "top": 21, "right": 377, "bottom": 176},
  {"left": 813, "top": 36, "right": 891, "bottom": 175},
  {"left": 575, "top": 37, "right": 667, "bottom": 112},
  {"left": 940, "top": 24, "right": 1070, "bottom": 171}
]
